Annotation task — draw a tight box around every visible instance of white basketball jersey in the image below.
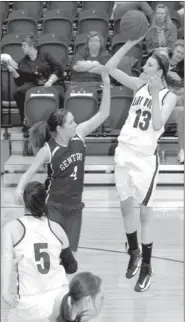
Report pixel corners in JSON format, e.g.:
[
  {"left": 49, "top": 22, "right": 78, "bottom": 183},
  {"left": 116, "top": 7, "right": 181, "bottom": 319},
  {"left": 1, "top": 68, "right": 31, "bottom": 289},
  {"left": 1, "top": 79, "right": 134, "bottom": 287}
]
[
  {"left": 14, "top": 216, "right": 68, "bottom": 297},
  {"left": 118, "top": 84, "right": 170, "bottom": 155}
]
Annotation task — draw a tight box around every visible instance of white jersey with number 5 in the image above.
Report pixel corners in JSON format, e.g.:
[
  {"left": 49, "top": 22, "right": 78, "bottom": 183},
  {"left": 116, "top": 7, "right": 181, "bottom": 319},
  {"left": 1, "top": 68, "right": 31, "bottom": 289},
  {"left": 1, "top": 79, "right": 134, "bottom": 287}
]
[
  {"left": 14, "top": 216, "right": 68, "bottom": 297},
  {"left": 118, "top": 84, "right": 170, "bottom": 155}
]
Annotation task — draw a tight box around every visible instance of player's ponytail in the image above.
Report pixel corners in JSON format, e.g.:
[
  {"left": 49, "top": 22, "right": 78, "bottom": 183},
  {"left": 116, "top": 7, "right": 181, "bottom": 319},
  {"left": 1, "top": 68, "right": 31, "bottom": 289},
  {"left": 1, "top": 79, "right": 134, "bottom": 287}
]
[
  {"left": 23, "top": 181, "right": 47, "bottom": 218},
  {"left": 151, "top": 51, "right": 184, "bottom": 90},
  {"left": 28, "top": 109, "right": 68, "bottom": 155}
]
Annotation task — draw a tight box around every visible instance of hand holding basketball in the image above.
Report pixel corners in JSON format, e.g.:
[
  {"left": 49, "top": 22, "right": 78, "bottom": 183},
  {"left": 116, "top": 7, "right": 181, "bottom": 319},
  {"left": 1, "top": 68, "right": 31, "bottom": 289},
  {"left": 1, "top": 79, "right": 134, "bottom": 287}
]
[{"left": 149, "top": 74, "right": 161, "bottom": 93}]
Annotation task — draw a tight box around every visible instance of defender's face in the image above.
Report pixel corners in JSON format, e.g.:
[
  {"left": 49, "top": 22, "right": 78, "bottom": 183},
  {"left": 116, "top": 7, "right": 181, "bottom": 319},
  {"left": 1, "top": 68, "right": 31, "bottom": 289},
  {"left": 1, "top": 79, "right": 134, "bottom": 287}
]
[
  {"left": 63, "top": 112, "right": 77, "bottom": 139},
  {"left": 173, "top": 45, "right": 184, "bottom": 63}
]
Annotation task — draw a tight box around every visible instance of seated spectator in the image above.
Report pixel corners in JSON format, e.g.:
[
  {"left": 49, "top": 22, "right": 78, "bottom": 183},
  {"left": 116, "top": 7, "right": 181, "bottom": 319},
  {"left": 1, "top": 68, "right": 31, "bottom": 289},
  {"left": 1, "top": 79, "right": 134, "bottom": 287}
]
[
  {"left": 71, "top": 31, "right": 110, "bottom": 85},
  {"left": 169, "top": 39, "right": 184, "bottom": 80},
  {"left": 145, "top": 4, "right": 177, "bottom": 54},
  {"left": 7, "top": 33, "right": 65, "bottom": 131}
]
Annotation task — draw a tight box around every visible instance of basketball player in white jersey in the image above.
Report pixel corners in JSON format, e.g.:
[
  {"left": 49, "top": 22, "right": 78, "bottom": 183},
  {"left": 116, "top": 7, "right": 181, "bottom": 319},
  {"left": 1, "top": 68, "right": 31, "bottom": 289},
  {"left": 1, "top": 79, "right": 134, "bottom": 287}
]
[
  {"left": 2, "top": 181, "right": 77, "bottom": 322},
  {"left": 103, "top": 37, "right": 182, "bottom": 292}
]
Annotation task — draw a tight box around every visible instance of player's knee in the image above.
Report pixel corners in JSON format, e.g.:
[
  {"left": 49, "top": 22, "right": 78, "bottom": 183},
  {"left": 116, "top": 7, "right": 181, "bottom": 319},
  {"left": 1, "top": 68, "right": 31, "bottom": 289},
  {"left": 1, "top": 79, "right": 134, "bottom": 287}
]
[
  {"left": 120, "top": 197, "right": 134, "bottom": 217},
  {"left": 140, "top": 204, "right": 153, "bottom": 223}
]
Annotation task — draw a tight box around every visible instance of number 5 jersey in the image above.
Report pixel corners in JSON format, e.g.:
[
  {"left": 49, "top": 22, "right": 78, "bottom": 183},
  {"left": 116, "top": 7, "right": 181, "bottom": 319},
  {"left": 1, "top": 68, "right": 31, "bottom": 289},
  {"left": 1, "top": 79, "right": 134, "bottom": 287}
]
[
  {"left": 118, "top": 84, "right": 170, "bottom": 156},
  {"left": 45, "top": 133, "right": 86, "bottom": 205},
  {"left": 13, "top": 216, "right": 68, "bottom": 297}
]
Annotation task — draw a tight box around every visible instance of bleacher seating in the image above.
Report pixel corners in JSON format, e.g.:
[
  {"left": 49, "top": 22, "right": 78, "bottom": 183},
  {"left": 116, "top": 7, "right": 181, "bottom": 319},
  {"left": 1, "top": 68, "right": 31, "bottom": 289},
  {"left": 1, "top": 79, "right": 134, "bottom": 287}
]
[
  {"left": 42, "top": 9, "right": 73, "bottom": 41},
  {"left": 24, "top": 87, "right": 59, "bottom": 126},
  {"left": 38, "top": 33, "right": 69, "bottom": 69},
  {"left": 47, "top": 1, "right": 77, "bottom": 19},
  {"left": 64, "top": 84, "right": 99, "bottom": 124},
  {"left": 78, "top": 9, "right": 109, "bottom": 38},
  {"left": 6, "top": 10, "right": 38, "bottom": 35},
  {"left": 81, "top": 1, "right": 113, "bottom": 17},
  {"left": 12, "top": 1, "right": 43, "bottom": 20}
]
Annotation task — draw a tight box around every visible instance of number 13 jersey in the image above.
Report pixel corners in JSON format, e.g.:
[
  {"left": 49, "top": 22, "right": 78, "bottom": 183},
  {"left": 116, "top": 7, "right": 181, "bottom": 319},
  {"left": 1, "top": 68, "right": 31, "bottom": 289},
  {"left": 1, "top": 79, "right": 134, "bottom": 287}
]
[
  {"left": 118, "top": 84, "right": 169, "bottom": 155},
  {"left": 45, "top": 133, "right": 86, "bottom": 203}
]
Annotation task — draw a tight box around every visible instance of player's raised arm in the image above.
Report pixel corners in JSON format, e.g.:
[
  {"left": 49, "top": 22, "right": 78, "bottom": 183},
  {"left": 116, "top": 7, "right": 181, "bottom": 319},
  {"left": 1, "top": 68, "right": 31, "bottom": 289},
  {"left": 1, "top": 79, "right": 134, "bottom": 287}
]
[
  {"left": 105, "top": 38, "right": 145, "bottom": 92},
  {"left": 76, "top": 66, "right": 110, "bottom": 139}
]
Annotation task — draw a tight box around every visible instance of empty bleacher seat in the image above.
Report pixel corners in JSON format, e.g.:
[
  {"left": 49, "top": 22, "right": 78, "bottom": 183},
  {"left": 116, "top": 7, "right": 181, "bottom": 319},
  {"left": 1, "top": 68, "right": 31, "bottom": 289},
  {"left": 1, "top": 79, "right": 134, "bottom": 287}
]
[
  {"left": 47, "top": 1, "right": 77, "bottom": 19},
  {"left": 81, "top": 1, "right": 113, "bottom": 17},
  {"left": 64, "top": 84, "right": 99, "bottom": 124},
  {"left": 0, "top": 1, "right": 9, "bottom": 25},
  {"left": 12, "top": 1, "right": 43, "bottom": 19},
  {"left": 24, "top": 87, "right": 59, "bottom": 126},
  {"left": 6, "top": 10, "right": 38, "bottom": 35},
  {"left": 1, "top": 33, "right": 25, "bottom": 62},
  {"left": 38, "top": 34, "right": 69, "bottom": 69},
  {"left": 107, "top": 86, "right": 133, "bottom": 135},
  {"left": 78, "top": 9, "right": 109, "bottom": 38},
  {"left": 42, "top": 9, "right": 73, "bottom": 41}
]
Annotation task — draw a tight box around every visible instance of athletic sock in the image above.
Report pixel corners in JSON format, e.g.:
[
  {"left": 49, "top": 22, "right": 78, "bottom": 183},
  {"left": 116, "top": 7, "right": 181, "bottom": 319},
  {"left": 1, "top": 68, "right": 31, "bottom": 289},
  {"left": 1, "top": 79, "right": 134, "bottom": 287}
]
[
  {"left": 142, "top": 243, "right": 153, "bottom": 264},
  {"left": 126, "top": 231, "right": 138, "bottom": 251}
]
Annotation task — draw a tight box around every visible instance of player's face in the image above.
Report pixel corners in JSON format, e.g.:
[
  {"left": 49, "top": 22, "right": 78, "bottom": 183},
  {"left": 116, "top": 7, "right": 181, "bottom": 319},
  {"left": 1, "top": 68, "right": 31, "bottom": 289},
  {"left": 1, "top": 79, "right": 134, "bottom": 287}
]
[
  {"left": 172, "top": 45, "right": 184, "bottom": 63},
  {"left": 84, "top": 285, "right": 104, "bottom": 319},
  {"left": 143, "top": 57, "right": 162, "bottom": 78},
  {"left": 63, "top": 112, "right": 77, "bottom": 139},
  {"left": 156, "top": 8, "right": 167, "bottom": 24}
]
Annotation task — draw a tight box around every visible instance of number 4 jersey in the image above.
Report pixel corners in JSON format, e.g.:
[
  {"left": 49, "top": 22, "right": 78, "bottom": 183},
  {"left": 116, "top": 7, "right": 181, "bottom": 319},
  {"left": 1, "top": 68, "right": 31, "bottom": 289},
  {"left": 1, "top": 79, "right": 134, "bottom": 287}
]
[
  {"left": 14, "top": 216, "right": 68, "bottom": 297},
  {"left": 118, "top": 84, "right": 170, "bottom": 155},
  {"left": 45, "top": 133, "right": 86, "bottom": 204}
]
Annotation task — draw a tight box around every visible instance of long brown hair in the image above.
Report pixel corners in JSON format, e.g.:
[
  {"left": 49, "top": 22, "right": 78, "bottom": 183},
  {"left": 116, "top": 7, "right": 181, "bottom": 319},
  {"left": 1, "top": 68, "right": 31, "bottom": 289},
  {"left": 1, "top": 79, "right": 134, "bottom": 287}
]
[
  {"left": 149, "top": 51, "right": 184, "bottom": 89},
  {"left": 28, "top": 109, "right": 68, "bottom": 154}
]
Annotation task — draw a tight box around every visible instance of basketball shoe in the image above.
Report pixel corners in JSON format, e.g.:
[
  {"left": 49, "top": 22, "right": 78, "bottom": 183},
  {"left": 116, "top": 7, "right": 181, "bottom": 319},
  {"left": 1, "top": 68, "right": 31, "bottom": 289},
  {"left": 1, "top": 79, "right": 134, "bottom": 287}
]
[
  {"left": 126, "top": 247, "right": 142, "bottom": 279},
  {"left": 134, "top": 262, "right": 152, "bottom": 292}
]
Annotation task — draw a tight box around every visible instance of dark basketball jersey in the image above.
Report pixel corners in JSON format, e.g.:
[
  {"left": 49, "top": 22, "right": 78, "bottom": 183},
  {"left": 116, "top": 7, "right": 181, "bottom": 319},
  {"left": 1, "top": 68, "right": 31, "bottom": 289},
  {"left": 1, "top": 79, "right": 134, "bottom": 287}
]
[{"left": 45, "top": 133, "right": 86, "bottom": 205}]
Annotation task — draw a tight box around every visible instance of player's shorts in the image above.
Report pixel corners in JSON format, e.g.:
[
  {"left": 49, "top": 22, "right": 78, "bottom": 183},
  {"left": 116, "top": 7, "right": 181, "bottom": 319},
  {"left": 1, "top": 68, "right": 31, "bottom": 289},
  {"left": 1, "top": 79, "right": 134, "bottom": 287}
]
[
  {"left": 114, "top": 144, "right": 159, "bottom": 207},
  {"left": 46, "top": 197, "right": 84, "bottom": 252},
  {"left": 7, "top": 286, "right": 68, "bottom": 322}
]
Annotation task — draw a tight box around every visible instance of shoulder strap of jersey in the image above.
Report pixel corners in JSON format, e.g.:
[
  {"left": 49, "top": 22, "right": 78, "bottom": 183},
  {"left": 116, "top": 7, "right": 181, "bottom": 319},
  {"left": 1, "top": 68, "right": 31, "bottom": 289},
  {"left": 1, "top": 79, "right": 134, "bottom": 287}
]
[
  {"left": 161, "top": 89, "right": 170, "bottom": 105},
  {"left": 47, "top": 218, "right": 63, "bottom": 245},
  {"left": 45, "top": 139, "right": 60, "bottom": 162},
  {"left": 13, "top": 218, "right": 26, "bottom": 247}
]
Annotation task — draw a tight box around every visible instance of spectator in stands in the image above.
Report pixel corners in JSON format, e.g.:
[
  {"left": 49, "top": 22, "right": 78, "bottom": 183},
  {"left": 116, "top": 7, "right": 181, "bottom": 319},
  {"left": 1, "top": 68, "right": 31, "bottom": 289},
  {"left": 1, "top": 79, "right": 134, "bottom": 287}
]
[
  {"left": 7, "top": 33, "right": 65, "bottom": 132},
  {"left": 71, "top": 31, "right": 110, "bottom": 84},
  {"left": 169, "top": 39, "right": 184, "bottom": 80},
  {"left": 145, "top": 4, "right": 177, "bottom": 54}
]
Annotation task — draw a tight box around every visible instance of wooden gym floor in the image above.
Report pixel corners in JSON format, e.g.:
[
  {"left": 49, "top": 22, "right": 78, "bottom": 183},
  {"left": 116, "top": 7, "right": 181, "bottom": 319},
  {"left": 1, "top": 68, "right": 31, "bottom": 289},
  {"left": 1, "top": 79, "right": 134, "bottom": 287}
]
[{"left": 1, "top": 180, "right": 184, "bottom": 322}]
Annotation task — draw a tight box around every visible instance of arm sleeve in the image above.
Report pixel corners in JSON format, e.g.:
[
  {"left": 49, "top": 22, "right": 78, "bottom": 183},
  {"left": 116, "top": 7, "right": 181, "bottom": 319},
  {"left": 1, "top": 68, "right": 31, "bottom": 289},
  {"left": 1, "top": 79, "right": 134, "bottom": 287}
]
[{"left": 60, "top": 247, "right": 78, "bottom": 274}]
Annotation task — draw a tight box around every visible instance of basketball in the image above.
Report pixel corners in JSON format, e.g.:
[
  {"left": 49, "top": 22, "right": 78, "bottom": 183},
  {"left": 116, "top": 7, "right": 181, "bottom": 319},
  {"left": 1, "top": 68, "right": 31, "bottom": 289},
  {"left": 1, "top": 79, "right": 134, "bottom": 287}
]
[{"left": 120, "top": 10, "right": 148, "bottom": 41}]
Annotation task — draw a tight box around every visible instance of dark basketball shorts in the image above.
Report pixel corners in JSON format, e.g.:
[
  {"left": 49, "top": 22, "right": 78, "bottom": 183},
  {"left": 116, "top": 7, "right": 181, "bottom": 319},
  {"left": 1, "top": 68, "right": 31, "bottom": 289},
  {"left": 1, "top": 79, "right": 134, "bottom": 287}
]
[{"left": 46, "top": 198, "right": 84, "bottom": 252}]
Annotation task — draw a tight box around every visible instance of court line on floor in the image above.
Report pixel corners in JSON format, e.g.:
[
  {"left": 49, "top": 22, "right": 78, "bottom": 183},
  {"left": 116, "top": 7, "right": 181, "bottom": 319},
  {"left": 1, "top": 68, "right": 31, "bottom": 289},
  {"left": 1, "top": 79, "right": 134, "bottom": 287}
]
[{"left": 79, "top": 246, "right": 184, "bottom": 264}]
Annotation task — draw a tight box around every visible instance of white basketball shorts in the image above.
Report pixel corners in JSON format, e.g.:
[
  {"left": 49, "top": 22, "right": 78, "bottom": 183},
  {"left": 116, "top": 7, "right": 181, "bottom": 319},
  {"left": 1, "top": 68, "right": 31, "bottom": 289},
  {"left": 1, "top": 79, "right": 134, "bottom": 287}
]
[
  {"left": 7, "top": 286, "right": 69, "bottom": 322},
  {"left": 114, "top": 144, "right": 159, "bottom": 207}
]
